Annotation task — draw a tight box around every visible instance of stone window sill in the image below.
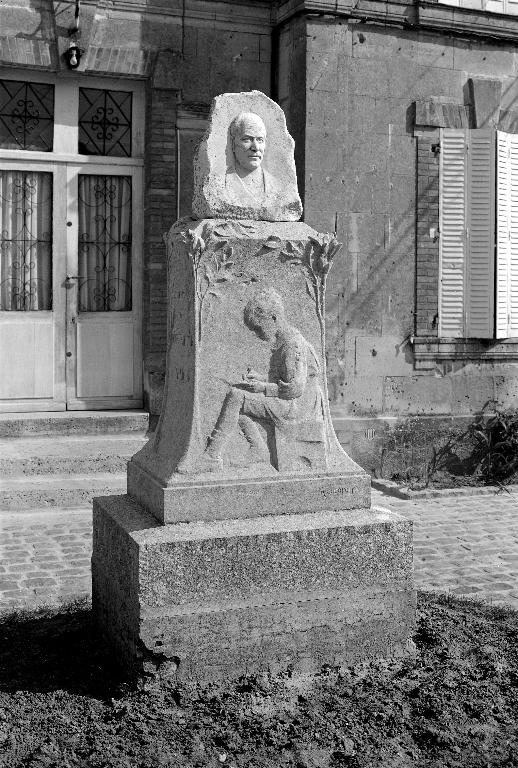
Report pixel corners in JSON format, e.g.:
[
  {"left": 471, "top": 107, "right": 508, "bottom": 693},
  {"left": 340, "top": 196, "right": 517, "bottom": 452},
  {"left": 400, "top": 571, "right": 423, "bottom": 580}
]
[{"left": 411, "top": 336, "right": 518, "bottom": 368}]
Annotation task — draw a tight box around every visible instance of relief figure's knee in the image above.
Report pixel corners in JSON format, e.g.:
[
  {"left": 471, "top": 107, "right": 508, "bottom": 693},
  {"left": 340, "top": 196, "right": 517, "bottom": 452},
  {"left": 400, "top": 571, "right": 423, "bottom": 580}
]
[{"left": 224, "top": 387, "right": 245, "bottom": 408}]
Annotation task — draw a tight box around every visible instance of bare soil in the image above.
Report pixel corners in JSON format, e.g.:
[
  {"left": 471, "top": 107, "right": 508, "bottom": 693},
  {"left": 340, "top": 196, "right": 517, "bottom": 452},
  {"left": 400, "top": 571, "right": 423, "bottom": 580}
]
[{"left": 1, "top": 592, "right": 518, "bottom": 768}]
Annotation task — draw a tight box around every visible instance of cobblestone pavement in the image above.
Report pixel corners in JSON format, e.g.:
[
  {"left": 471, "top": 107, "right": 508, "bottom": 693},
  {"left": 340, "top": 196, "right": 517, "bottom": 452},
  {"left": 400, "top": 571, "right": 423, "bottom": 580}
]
[
  {"left": 376, "top": 489, "right": 518, "bottom": 609},
  {"left": 1, "top": 489, "right": 518, "bottom": 612},
  {"left": 0, "top": 508, "right": 92, "bottom": 612}
]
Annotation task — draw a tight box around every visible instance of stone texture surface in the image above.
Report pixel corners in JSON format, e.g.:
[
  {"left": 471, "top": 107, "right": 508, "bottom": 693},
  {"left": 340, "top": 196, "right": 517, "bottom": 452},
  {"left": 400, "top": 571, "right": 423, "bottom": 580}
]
[
  {"left": 129, "top": 218, "right": 368, "bottom": 522},
  {"left": 92, "top": 494, "right": 415, "bottom": 682},
  {"left": 192, "top": 91, "right": 302, "bottom": 221}
]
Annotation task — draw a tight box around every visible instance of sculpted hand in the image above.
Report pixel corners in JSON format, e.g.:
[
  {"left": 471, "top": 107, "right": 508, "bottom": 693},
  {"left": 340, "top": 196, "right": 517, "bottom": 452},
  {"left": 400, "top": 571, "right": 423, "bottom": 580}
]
[{"left": 241, "top": 378, "right": 265, "bottom": 393}]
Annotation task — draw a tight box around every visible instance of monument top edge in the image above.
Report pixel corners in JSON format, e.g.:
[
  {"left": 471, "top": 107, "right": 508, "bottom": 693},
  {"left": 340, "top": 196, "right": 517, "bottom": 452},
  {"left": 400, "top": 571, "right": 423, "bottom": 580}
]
[{"left": 167, "top": 217, "right": 322, "bottom": 240}]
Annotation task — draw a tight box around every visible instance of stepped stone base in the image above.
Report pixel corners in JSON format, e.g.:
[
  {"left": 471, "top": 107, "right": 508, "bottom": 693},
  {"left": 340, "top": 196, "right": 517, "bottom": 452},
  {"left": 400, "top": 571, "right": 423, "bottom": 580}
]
[
  {"left": 127, "top": 460, "right": 371, "bottom": 523},
  {"left": 92, "top": 494, "right": 416, "bottom": 683}
]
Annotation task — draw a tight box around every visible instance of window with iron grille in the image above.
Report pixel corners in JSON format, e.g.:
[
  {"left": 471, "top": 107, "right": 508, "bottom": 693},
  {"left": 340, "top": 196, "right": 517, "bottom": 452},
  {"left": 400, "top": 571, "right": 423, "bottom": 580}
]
[
  {"left": 0, "top": 80, "right": 54, "bottom": 152},
  {"left": 78, "top": 88, "right": 132, "bottom": 157}
]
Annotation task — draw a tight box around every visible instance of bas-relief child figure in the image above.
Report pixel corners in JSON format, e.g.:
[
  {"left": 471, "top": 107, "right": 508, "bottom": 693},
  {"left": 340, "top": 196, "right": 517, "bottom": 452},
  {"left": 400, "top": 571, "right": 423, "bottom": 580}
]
[{"left": 196, "top": 288, "right": 325, "bottom": 473}]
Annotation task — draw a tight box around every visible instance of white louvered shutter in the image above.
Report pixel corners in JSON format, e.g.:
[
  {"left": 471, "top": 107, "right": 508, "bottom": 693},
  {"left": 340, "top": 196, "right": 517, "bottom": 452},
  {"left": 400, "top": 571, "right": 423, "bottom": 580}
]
[
  {"left": 496, "top": 131, "right": 511, "bottom": 338},
  {"left": 508, "top": 134, "right": 518, "bottom": 336},
  {"left": 466, "top": 129, "right": 495, "bottom": 338},
  {"left": 496, "top": 131, "right": 518, "bottom": 338},
  {"left": 439, "top": 129, "right": 468, "bottom": 337}
]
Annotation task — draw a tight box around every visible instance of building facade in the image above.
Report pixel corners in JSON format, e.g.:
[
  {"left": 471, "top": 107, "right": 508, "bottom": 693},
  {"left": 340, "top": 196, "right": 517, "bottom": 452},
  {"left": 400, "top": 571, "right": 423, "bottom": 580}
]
[{"left": 2, "top": 0, "right": 518, "bottom": 472}]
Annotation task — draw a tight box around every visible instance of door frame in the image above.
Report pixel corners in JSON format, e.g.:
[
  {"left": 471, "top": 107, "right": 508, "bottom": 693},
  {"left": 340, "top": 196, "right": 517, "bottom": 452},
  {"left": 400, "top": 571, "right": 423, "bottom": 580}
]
[
  {"left": 0, "top": 159, "right": 67, "bottom": 412},
  {"left": 64, "top": 161, "right": 144, "bottom": 410},
  {"left": 0, "top": 72, "right": 145, "bottom": 413}
]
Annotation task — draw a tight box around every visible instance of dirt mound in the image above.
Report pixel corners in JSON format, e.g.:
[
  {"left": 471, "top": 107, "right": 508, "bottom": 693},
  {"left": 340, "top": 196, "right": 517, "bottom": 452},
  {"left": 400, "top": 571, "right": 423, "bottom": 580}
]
[{"left": 1, "top": 592, "right": 517, "bottom": 767}]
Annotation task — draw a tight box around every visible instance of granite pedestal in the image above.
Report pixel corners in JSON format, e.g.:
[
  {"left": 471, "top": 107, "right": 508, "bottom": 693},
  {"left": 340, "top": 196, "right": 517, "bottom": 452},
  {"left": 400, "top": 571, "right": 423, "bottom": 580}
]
[{"left": 92, "top": 494, "right": 415, "bottom": 682}]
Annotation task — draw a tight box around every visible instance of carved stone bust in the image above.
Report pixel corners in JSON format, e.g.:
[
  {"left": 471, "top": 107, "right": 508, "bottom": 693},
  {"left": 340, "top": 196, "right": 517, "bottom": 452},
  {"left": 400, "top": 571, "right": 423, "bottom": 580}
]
[
  {"left": 225, "top": 112, "right": 270, "bottom": 207},
  {"left": 192, "top": 91, "right": 303, "bottom": 222}
]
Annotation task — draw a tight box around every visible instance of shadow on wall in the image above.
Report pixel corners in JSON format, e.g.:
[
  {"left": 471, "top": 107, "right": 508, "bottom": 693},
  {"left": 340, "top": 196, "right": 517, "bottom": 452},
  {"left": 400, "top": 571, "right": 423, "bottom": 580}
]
[{"left": 324, "top": 106, "right": 422, "bottom": 408}]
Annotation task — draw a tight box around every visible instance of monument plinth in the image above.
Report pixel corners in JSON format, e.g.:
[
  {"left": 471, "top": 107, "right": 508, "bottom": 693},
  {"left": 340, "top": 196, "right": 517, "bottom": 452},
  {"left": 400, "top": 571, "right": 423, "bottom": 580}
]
[
  {"left": 127, "top": 218, "right": 370, "bottom": 523},
  {"left": 92, "top": 91, "right": 415, "bottom": 682}
]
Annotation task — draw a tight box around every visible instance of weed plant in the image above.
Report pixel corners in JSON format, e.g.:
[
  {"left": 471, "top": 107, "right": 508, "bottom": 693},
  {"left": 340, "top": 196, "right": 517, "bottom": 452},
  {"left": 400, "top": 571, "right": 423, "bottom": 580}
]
[{"left": 390, "top": 401, "right": 518, "bottom": 490}]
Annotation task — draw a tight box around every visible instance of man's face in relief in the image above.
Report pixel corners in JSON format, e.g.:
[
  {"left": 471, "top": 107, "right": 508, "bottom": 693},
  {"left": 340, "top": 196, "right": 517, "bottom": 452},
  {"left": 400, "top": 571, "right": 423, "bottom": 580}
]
[{"left": 232, "top": 117, "right": 266, "bottom": 173}]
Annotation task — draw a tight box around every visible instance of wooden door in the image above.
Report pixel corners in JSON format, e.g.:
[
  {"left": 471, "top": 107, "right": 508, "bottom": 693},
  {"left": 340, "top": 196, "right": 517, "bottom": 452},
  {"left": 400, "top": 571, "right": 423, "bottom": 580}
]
[
  {"left": 64, "top": 163, "right": 143, "bottom": 409},
  {"left": 0, "top": 160, "right": 67, "bottom": 412}
]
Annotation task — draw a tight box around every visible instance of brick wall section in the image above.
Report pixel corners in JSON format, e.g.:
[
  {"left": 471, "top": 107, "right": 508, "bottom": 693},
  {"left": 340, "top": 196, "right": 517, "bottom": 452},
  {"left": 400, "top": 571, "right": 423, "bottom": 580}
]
[
  {"left": 416, "top": 135, "right": 440, "bottom": 337},
  {"left": 143, "top": 87, "right": 177, "bottom": 402}
]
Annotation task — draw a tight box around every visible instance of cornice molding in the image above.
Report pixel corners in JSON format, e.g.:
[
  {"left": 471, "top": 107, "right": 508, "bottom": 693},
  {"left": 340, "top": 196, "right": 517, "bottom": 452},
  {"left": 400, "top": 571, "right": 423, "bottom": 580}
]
[
  {"left": 417, "top": 1, "right": 518, "bottom": 42},
  {"left": 98, "top": 0, "right": 273, "bottom": 32},
  {"left": 274, "top": 0, "right": 518, "bottom": 41}
]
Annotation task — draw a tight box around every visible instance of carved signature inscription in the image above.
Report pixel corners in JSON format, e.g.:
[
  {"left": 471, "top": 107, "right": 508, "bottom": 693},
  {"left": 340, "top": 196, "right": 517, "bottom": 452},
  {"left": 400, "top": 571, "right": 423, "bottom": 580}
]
[{"left": 320, "top": 487, "right": 356, "bottom": 498}]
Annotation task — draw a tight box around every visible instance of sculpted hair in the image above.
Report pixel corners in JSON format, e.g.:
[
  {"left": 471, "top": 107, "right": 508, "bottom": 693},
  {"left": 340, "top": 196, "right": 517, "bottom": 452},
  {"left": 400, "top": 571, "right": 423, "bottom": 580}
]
[
  {"left": 229, "top": 112, "right": 267, "bottom": 140},
  {"left": 244, "top": 287, "right": 285, "bottom": 331}
]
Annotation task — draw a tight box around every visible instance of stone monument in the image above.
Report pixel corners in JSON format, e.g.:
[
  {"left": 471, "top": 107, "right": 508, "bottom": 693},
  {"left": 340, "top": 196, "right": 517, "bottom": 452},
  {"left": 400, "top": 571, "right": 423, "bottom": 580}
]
[{"left": 92, "top": 91, "right": 415, "bottom": 682}]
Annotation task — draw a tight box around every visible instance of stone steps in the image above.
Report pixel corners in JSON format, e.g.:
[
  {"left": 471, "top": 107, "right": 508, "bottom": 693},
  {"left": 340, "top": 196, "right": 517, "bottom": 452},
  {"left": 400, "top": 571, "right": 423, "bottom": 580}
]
[
  {"left": 0, "top": 410, "right": 150, "bottom": 438},
  {"left": 0, "top": 434, "right": 148, "bottom": 476},
  {"left": 0, "top": 410, "right": 151, "bottom": 511},
  {"left": 0, "top": 472, "right": 127, "bottom": 510}
]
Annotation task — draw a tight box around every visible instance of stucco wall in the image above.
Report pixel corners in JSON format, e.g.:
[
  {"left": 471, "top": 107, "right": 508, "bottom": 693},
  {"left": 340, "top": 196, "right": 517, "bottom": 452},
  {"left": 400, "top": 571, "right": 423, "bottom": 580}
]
[
  {"left": 274, "top": 15, "right": 518, "bottom": 472},
  {"left": 273, "top": 18, "right": 518, "bottom": 464}
]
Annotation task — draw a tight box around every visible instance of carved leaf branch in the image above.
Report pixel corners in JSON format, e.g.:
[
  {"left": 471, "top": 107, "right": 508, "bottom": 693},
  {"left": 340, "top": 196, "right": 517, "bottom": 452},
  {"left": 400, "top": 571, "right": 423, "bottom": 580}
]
[
  {"left": 204, "top": 247, "right": 235, "bottom": 299},
  {"left": 182, "top": 225, "right": 237, "bottom": 342},
  {"left": 277, "top": 234, "right": 343, "bottom": 324},
  {"left": 306, "top": 234, "right": 343, "bottom": 324},
  {"left": 183, "top": 226, "right": 210, "bottom": 342}
]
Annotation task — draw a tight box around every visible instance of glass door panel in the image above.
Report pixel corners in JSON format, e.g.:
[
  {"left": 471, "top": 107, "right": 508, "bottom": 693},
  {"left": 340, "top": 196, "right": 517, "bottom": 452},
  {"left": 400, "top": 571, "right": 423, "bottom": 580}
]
[
  {"left": 0, "top": 170, "right": 52, "bottom": 310},
  {"left": 77, "top": 174, "right": 132, "bottom": 312}
]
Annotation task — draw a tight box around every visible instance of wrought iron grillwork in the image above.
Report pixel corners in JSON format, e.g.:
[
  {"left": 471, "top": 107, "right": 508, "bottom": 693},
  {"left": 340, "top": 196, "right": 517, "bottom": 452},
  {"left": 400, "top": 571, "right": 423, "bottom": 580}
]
[
  {"left": 78, "top": 88, "right": 132, "bottom": 157},
  {"left": 77, "top": 175, "right": 132, "bottom": 312},
  {"left": 0, "top": 80, "right": 54, "bottom": 151},
  {"left": 0, "top": 171, "right": 53, "bottom": 311}
]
